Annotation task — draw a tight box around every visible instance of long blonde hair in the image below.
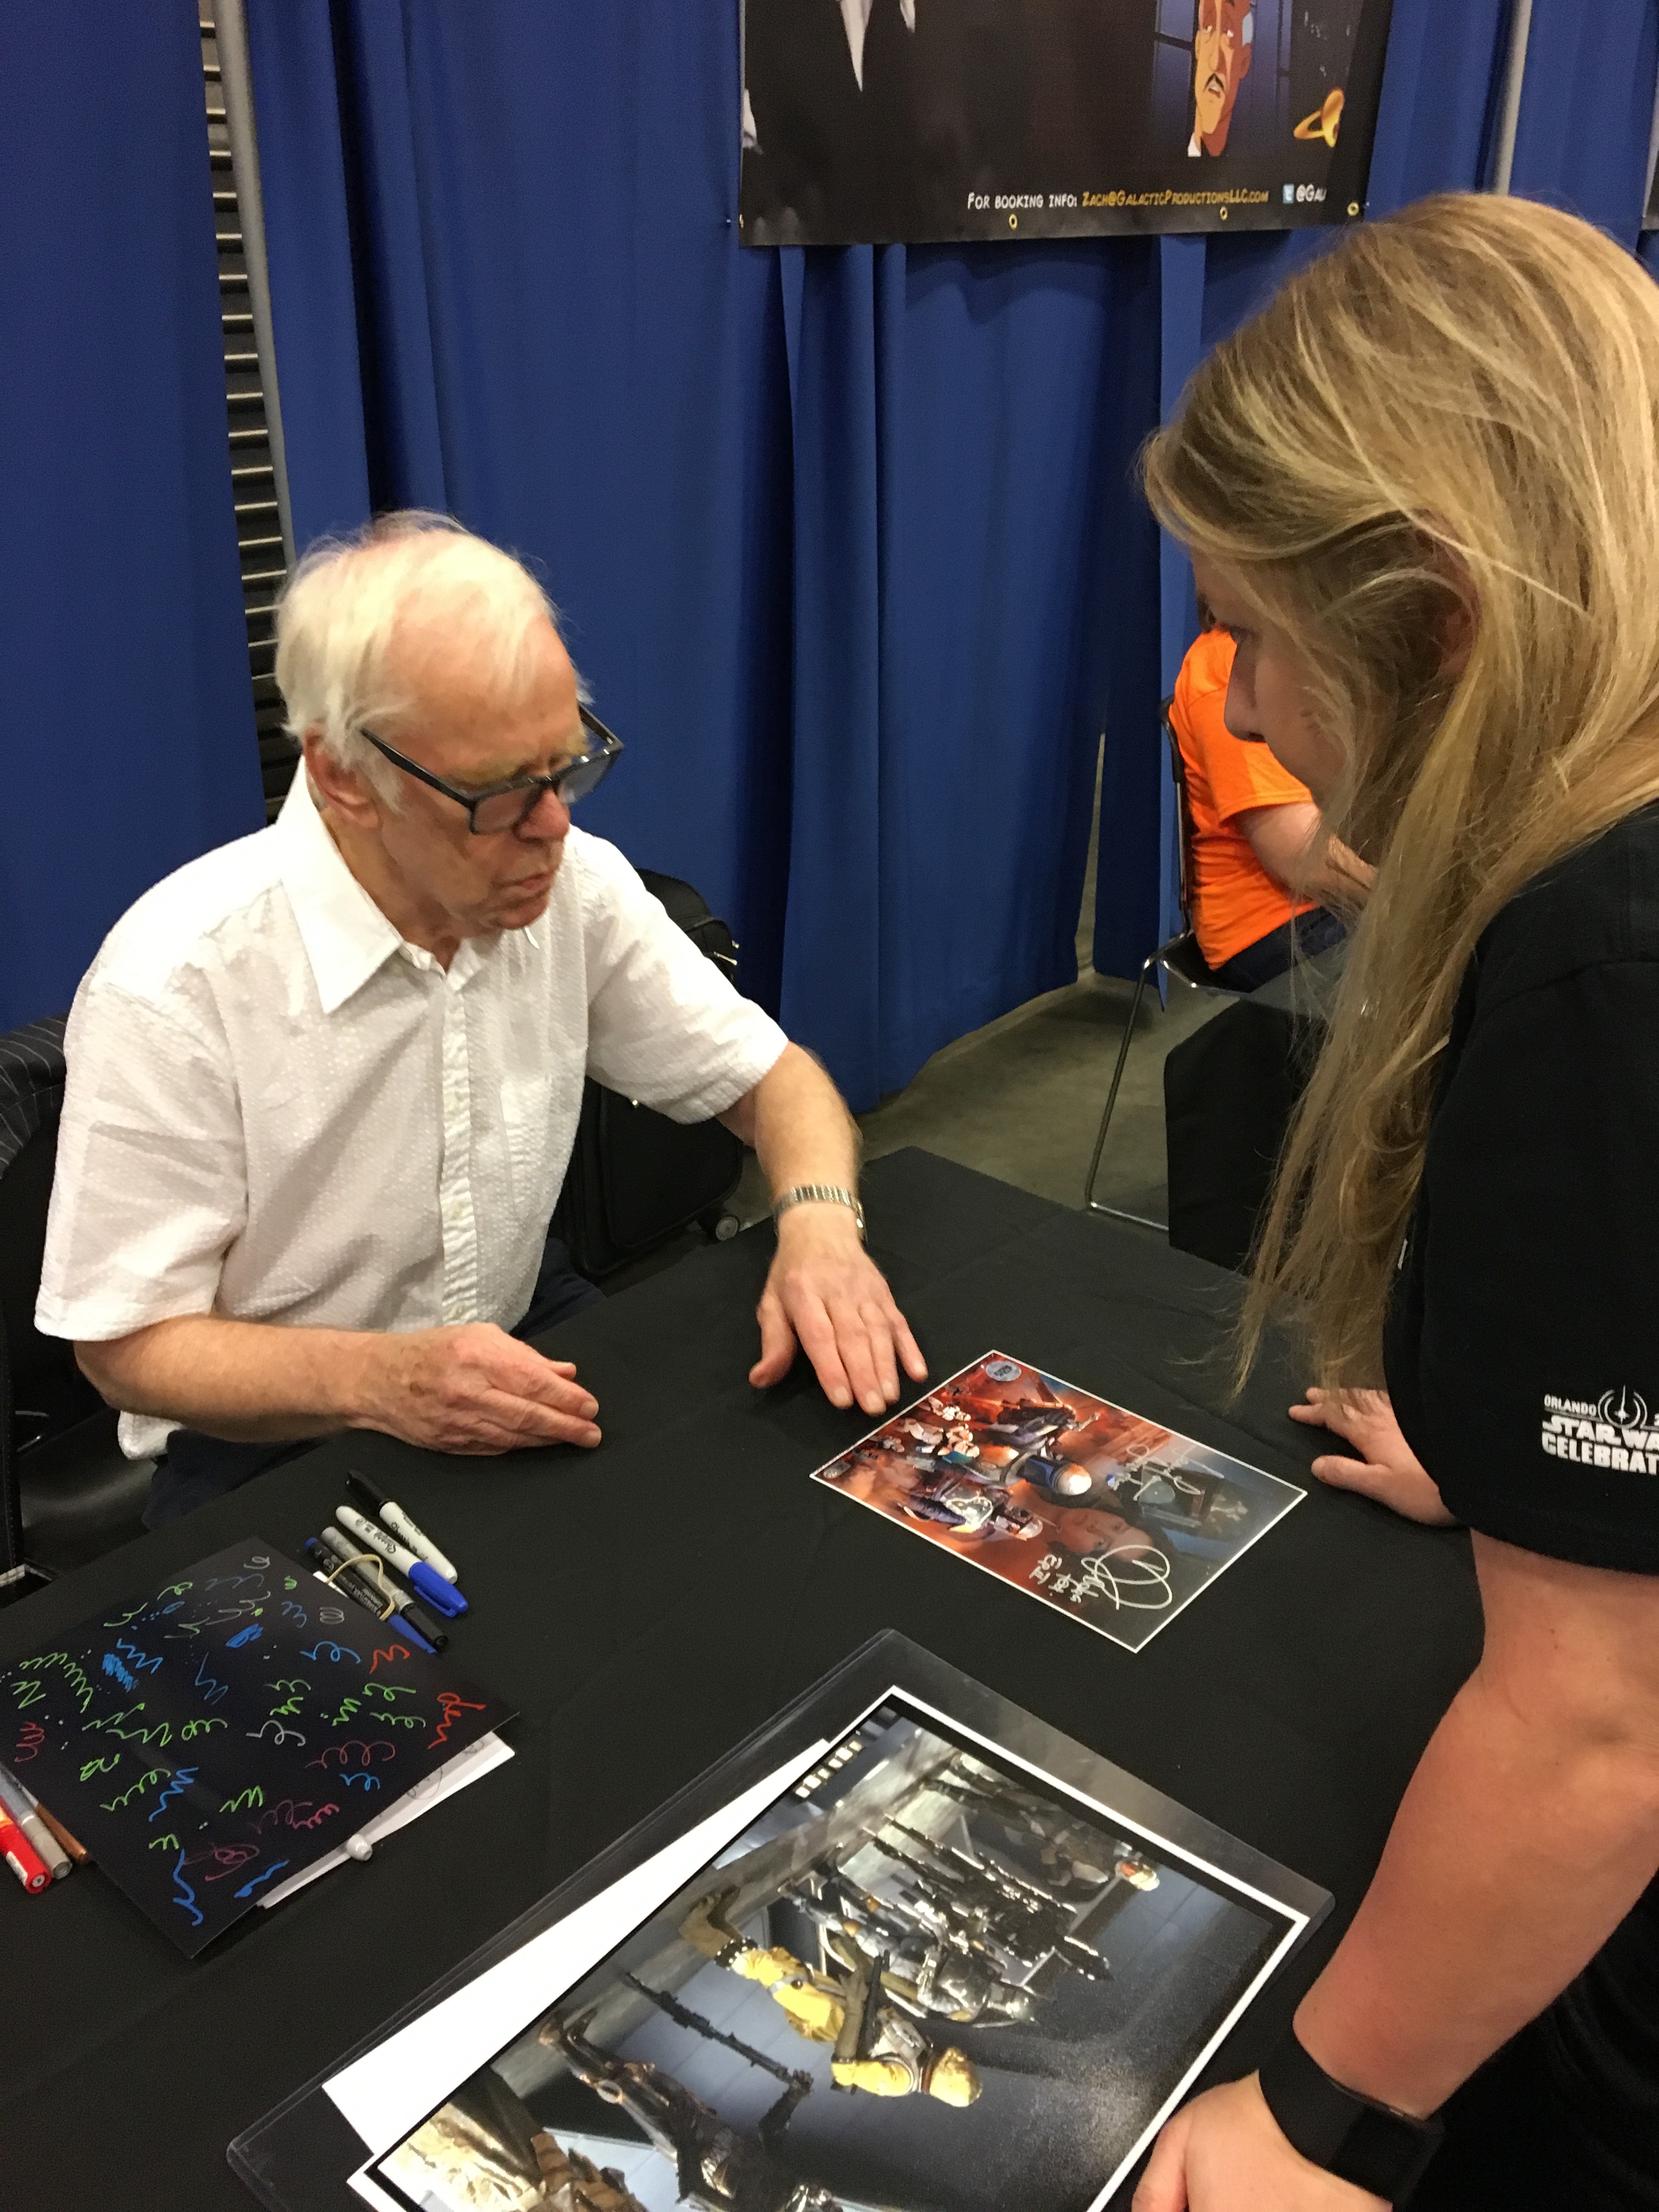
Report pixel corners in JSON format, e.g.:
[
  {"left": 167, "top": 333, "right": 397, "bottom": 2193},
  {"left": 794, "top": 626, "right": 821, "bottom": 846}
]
[{"left": 1143, "top": 194, "right": 1659, "bottom": 1386}]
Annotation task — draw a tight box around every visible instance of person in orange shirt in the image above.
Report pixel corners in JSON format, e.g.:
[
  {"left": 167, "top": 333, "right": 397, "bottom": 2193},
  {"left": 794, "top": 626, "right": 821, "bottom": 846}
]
[{"left": 1172, "top": 623, "right": 1373, "bottom": 987}]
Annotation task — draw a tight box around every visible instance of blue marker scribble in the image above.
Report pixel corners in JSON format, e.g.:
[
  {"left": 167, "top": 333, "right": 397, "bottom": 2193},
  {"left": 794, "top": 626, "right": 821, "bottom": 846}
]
[
  {"left": 280, "top": 1600, "right": 308, "bottom": 1624},
  {"left": 233, "top": 1858, "right": 290, "bottom": 1899},
  {"left": 193, "top": 1654, "right": 228, "bottom": 1707},
  {"left": 150, "top": 1764, "right": 199, "bottom": 1819},
  {"left": 171, "top": 1850, "right": 204, "bottom": 1928},
  {"left": 101, "top": 1654, "right": 139, "bottom": 1692},
  {"left": 338, "top": 1770, "right": 382, "bottom": 1792},
  {"left": 225, "top": 1624, "right": 263, "bottom": 1650},
  {"left": 115, "top": 1637, "right": 162, "bottom": 1674},
  {"left": 298, "top": 1641, "right": 359, "bottom": 1665}
]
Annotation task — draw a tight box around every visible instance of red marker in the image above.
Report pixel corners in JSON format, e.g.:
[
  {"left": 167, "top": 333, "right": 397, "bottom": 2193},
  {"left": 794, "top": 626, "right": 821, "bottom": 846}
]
[{"left": 0, "top": 1805, "right": 50, "bottom": 1893}]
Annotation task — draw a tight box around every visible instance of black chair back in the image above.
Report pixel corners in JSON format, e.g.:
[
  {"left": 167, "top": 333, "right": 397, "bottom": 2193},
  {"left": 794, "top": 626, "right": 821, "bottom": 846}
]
[
  {"left": 0, "top": 1017, "right": 112, "bottom": 1574},
  {"left": 1160, "top": 699, "right": 1218, "bottom": 989}
]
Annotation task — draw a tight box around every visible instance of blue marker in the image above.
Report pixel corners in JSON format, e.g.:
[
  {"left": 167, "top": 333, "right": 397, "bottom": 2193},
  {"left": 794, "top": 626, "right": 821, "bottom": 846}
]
[
  {"left": 334, "top": 1506, "right": 469, "bottom": 1617},
  {"left": 304, "top": 1544, "right": 442, "bottom": 1657}
]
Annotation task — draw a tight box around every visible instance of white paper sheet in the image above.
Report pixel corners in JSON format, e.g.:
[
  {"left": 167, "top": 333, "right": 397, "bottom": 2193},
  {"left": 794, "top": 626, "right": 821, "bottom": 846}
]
[
  {"left": 258, "top": 1733, "right": 516, "bottom": 1910},
  {"left": 325, "top": 1739, "right": 830, "bottom": 2155}
]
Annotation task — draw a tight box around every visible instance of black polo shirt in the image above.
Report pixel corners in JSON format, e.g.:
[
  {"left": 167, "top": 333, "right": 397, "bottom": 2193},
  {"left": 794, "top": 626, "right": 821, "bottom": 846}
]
[{"left": 1385, "top": 802, "right": 1659, "bottom": 2203}]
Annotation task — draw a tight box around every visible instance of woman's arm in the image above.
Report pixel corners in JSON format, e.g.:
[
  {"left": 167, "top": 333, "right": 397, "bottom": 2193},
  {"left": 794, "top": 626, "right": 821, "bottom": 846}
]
[
  {"left": 1298, "top": 1532, "right": 1659, "bottom": 2107},
  {"left": 1136, "top": 1532, "right": 1659, "bottom": 2208}
]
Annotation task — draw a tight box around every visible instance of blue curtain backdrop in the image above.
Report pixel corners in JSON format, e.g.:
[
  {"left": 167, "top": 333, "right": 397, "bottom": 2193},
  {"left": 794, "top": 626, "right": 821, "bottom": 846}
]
[
  {"left": 246, "top": 0, "right": 1150, "bottom": 1105},
  {"left": 0, "top": 7, "right": 262, "bottom": 1033},
  {"left": 243, "top": 0, "right": 1659, "bottom": 1107},
  {"left": 1509, "top": 0, "right": 1659, "bottom": 246}
]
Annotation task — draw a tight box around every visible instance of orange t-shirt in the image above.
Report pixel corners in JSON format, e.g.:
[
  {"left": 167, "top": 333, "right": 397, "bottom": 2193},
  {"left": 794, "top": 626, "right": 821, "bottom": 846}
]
[{"left": 1171, "top": 629, "right": 1317, "bottom": 970}]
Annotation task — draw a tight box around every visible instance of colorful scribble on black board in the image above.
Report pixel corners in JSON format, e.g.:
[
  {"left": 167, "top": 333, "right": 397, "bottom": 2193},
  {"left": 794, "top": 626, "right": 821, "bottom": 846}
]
[{"left": 0, "top": 1540, "right": 513, "bottom": 1955}]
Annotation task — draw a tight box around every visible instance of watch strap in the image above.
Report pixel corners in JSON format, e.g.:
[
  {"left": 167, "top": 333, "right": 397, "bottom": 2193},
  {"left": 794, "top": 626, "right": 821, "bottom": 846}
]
[
  {"left": 772, "top": 1183, "right": 865, "bottom": 1240},
  {"left": 1259, "top": 2029, "right": 1444, "bottom": 2204}
]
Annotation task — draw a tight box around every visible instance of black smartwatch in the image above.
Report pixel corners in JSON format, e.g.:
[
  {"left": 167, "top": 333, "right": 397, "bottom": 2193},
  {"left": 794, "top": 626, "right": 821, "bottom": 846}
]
[{"left": 1258, "top": 2028, "right": 1444, "bottom": 2203}]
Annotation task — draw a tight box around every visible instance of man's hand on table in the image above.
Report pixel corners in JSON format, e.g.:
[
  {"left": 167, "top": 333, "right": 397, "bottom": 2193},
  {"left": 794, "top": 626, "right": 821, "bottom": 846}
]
[
  {"left": 359, "top": 1323, "right": 602, "bottom": 1453},
  {"left": 1133, "top": 2077, "right": 1386, "bottom": 2212},
  {"left": 749, "top": 1205, "right": 927, "bottom": 1416},
  {"left": 1290, "top": 1387, "right": 1456, "bottom": 1527}
]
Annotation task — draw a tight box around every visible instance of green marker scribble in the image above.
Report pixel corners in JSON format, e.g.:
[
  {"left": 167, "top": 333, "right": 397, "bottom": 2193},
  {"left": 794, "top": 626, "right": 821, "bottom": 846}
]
[
  {"left": 102, "top": 1767, "right": 165, "bottom": 1811},
  {"left": 221, "top": 1785, "right": 265, "bottom": 1813}
]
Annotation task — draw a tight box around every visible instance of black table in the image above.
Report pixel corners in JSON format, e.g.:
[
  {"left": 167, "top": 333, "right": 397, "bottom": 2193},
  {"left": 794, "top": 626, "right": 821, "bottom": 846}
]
[{"left": 0, "top": 1149, "right": 1481, "bottom": 2211}]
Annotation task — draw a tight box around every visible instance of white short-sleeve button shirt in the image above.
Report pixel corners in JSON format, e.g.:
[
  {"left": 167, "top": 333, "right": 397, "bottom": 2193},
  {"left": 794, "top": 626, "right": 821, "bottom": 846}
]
[{"left": 36, "top": 770, "right": 788, "bottom": 1457}]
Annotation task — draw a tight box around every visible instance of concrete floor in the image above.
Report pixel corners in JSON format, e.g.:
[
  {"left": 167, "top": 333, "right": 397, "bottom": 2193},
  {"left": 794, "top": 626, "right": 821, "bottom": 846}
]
[
  {"left": 856, "top": 781, "right": 1226, "bottom": 1222},
  {"left": 855, "top": 966, "right": 1220, "bottom": 1226},
  {"left": 727, "top": 774, "right": 1228, "bottom": 1235}
]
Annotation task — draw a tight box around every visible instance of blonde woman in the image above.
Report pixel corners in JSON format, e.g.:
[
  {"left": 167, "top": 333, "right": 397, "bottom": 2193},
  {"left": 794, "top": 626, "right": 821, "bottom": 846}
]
[{"left": 1133, "top": 196, "right": 1659, "bottom": 2211}]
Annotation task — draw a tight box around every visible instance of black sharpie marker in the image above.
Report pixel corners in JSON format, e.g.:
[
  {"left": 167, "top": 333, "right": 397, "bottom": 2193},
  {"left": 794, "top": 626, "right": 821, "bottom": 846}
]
[
  {"left": 303, "top": 1540, "right": 444, "bottom": 1655},
  {"left": 314, "top": 1525, "right": 453, "bottom": 1648}
]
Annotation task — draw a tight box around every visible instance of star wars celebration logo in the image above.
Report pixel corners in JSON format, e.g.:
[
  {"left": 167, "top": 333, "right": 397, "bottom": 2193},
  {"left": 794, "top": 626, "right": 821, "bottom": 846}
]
[{"left": 1541, "top": 1387, "right": 1659, "bottom": 1474}]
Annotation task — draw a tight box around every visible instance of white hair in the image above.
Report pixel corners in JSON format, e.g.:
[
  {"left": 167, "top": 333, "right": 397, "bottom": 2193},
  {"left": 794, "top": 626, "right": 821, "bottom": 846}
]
[{"left": 274, "top": 511, "right": 572, "bottom": 808}]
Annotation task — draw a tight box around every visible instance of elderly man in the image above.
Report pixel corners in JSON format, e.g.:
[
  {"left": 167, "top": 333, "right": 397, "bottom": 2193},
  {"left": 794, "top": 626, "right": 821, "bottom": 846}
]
[{"left": 37, "top": 514, "right": 924, "bottom": 1526}]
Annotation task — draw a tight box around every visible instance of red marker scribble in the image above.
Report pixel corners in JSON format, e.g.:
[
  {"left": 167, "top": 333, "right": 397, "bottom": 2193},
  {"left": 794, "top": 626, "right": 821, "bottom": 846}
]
[
  {"left": 432, "top": 1691, "right": 486, "bottom": 1748},
  {"left": 256, "top": 1797, "right": 342, "bottom": 1834},
  {"left": 195, "top": 1844, "right": 261, "bottom": 1883},
  {"left": 366, "top": 1643, "right": 410, "bottom": 1677},
  {"left": 13, "top": 1722, "right": 45, "bottom": 1763},
  {"left": 307, "top": 1738, "right": 396, "bottom": 1772}
]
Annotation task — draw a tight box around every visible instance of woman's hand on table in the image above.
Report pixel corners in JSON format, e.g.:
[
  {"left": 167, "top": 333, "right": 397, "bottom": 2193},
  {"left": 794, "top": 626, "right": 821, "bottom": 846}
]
[
  {"left": 1133, "top": 2077, "right": 1386, "bottom": 2212},
  {"left": 1290, "top": 1387, "right": 1457, "bottom": 1526}
]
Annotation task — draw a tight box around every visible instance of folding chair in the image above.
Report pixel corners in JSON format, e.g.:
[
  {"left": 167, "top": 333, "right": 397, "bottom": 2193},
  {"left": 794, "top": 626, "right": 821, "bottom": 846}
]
[{"left": 1082, "top": 700, "right": 1244, "bottom": 1228}]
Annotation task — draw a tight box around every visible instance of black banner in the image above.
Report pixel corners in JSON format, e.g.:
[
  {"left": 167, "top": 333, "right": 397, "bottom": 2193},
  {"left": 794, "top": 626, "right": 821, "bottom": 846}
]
[{"left": 741, "top": 0, "right": 1395, "bottom": 245}]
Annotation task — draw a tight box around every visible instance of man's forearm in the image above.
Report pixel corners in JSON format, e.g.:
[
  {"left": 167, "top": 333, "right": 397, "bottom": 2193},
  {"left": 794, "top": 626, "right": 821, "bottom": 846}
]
[
  {"left": 1295, "top": 1663, "right": 1659, "bottom": 2115},
  {"left": 723, "top": 1042, "right": 860, "bottom": 1203},
  {"left": 78, "top": 1314, "right": 380, "bottom": 1443}
]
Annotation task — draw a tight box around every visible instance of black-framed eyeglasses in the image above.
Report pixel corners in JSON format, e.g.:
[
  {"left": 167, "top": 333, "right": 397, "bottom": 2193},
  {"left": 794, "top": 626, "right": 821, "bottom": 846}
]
[{"left": 360, "top": 704, "right": 624, "bottom": 834}]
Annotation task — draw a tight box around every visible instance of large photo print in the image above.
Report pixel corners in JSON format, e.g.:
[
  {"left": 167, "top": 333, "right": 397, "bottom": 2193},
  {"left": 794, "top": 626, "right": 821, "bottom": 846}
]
[
  {"left": 368, "top": 1695, "right": 1302, "bottom": 2212},
  {"left": 741, "top": 0, "right": 1394, "bottom": 245}
]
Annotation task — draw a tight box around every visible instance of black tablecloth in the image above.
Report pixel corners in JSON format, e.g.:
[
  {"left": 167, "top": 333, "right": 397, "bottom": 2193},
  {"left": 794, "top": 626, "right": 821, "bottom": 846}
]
[{"left": 0, "top": 1149, "right": 1481, "bottom": 2210}]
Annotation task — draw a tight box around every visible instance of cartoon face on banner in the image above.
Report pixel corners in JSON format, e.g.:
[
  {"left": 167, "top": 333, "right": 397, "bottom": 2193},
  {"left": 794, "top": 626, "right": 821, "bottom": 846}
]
[
  {"left": 1190, "top": 0, "right": 1254, "bottom": 157},
  {"left": 740, "top": 0, "right": 1392, "bottom": 245}
]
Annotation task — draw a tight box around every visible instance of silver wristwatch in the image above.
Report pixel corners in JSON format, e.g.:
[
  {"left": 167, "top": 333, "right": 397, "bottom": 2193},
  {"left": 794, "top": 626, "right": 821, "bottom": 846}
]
[{"left": 772, "top": 1183, "right": 866, "bottom": 1242}]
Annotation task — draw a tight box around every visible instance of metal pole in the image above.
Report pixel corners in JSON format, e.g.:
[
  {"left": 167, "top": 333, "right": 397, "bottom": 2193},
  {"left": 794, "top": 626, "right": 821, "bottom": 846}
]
[
  {"left": 215, "top": 0, "right": 297, "bottom": 571},
  {"left": 1488, "top": 0, "right": 1535, "bottom": 197}
]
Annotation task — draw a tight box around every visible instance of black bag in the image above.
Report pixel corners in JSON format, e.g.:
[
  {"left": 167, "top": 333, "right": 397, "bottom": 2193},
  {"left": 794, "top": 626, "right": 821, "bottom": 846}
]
[
  {"left": 551, "top": 870, "right": 748, "bottom": 1279},
  {"left": 1163, "top": 975, "right": 1332, "bottom": 1275}
]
